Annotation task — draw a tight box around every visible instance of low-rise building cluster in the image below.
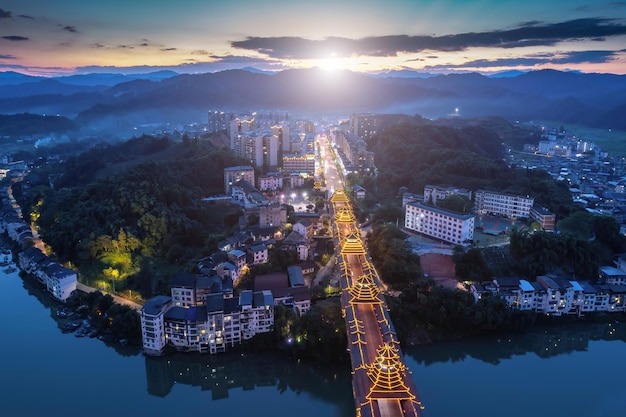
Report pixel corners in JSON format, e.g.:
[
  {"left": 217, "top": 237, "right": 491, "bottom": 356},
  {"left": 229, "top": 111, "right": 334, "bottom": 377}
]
[
  {"left": 141, "top": 221, "right": 315, "bottom": 356},
  {"left": 471, "top": 265, "right": 626, "bottom": 316},
  {"left": 18, "top": 247, "right": 78, "bottom": 302},
  {"left": 2, "top": 186, "right": 78, "bottom": 303}
]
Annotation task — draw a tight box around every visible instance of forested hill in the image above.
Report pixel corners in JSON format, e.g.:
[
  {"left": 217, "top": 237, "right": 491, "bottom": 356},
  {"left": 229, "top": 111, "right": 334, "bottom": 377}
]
[
  {"left": 0, "top": 113, "right": 76, "bottom": 136},
  {"left": 15, "top": 136, "right": 247, "bottom": 298},
  {"left": 368, "top": 116, "right": 575, "bottom": 216}
]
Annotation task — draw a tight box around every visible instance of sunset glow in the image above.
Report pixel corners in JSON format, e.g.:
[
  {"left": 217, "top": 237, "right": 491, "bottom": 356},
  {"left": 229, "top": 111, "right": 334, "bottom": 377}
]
[{"left": 1, "top": 1, "right": 625, "bottom": 76}]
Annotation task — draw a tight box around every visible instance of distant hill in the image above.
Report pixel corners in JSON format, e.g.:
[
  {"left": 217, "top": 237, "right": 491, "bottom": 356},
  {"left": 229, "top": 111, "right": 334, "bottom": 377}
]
[
  {"left": 0, "top": 113, "right": 76, "bottom": 136},
  {"left": 1, "top": 68, "right": 625, "bottom": 130}
]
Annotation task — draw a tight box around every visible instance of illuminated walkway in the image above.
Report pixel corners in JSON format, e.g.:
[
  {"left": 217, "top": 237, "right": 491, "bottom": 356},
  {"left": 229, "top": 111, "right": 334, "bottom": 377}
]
[{"left": 330, "top": 190, "right": 425, "bottom": 417}]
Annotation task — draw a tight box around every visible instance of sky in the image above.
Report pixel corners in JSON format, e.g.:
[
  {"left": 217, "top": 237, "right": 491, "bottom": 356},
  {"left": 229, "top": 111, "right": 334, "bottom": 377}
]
[{"left": 1, "top": 0, "right": 626, "bottom": 76}]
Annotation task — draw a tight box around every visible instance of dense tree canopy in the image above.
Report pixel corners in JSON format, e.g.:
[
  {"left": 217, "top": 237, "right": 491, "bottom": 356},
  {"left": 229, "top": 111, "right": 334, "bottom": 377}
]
[{"left": 17, "top": 136, "right": 248, "bottom": 296}]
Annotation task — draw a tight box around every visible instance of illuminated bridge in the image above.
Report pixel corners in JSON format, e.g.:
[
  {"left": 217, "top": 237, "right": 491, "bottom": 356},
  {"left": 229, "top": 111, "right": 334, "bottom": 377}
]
[{"left": 330, "top": 190, "right": 425, "bottom": 417}]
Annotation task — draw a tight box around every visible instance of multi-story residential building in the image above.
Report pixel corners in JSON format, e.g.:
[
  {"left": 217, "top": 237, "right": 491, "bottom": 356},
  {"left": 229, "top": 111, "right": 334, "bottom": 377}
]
[
  {"left": 227, "top": 249, "right": 247, "bottom": 273},
  {"left": 405, "top": 201, "right": 475, "bottom": 245},
  {"left": 247, "top": 243, "right": 268, "bottom": 265},
  {"left": 140, "top": 295, "right": 173, "bottom": 356},
  {"left": 141, "top": 288, "right": 274, "bottom": 356},
  {"left": 599, "top": 266, "right": 626, "bottom": 285},
  {"left": 43, "top": 263, "right": 78, "bottom": 303},
  {"left": 257, "top": 172, "right": 283, "bottom": 191},
  {"left": 282, "top": 153, "right": 316, "bottom": 176},
  {"left": 288, "top": 173, "right": 306, "bottom": 188},
  {"left": 529, "top": 206, "right": 557, "bottom": 231},
  {"left": 423, "top": 185, "right": 472, "bottom": 206},
  {"left": 470, "top": 276, "right": 626, "bottom": 317},
  {"left": 224, "top": 166, "right": 255, "bottom": 195},
  {"left": 281, "top": 230, "right": 310, "bottom": 260},
  {"left": 401, "top": 192, "right": 422, "bottom": 209},
  {"left": 206, "top": 110, "right": 229, "bottom": 133},
  {"left": 331, "top": 129, "right": 376, "bottom": 174},
  {"left": 474, "top": 189, "right": 534, "bottom": 219},
  {"left": 258, "top": 205, "right": 286, "bottom": 227},
  {"left": 170, "top": 273, "right": 199, "bottom": 308}
]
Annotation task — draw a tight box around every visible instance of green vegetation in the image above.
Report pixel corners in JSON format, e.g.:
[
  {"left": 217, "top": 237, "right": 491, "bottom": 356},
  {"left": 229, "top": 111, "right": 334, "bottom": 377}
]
[
  {"left": 387, "top": 282, "right": 536, "bottom": 344},
  {"left": 367, "top": 117, "right": 576, "bottom": 217},
  {"left": 15, "top": 136, "right": 249, "bottom": 299},
  {"left": 66, "top": 290, "right": 141, "bottom": 346},
  {"left": 367, "top": 223, "right": 422, "bottom": 290}
]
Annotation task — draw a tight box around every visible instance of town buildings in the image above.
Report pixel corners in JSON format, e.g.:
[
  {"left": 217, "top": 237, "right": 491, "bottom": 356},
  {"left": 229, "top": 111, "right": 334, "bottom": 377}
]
[
  {"left": 224, "top": 166, "right": 255, "bottom": 195},
  {"left": 140, "top": 273, "right": 275, "bottom": 356},
  {"left": 470, "top": 273, "right": 626, "bottom": 316},
  {"left": 405, "top": 201, "right": 475, "bottom": 245},
  {"left": 474, "top": 189, "right": 534, "bottom": 219}
]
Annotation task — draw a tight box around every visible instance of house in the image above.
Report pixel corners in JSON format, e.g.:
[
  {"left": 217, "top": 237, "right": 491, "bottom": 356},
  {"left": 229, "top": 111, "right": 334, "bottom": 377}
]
[
  {"left": 43, "top": 262, "right": 78, "bottom": 303},
  {"left": 247, "top": 243, "right": 268, "bottom": 265},
  {"left": 293, "top": 219, "right": 313, "bottom": 240},
  {"left": 254, "top": 272, "right": 311, "bottom": 316},
  {"left": 281, "top": 230, "right": 310, "bottom": 260},
  {"left": 287, "top": 265, "right": 305, "bottom": 287},
  {"left": 352, "top": 185, "right": 366, "bottom": 199},
  {"left": 299, "top": 260, "right": 316, "bottom": 275},
  {"left": 215, "top": 261, "right": 238, "bottom": 282},
  {"left": 227, "top": 249, "right": 247, "bottom": 272},
  {"left": 18, "top": 247, "right": 47, "bottom": 274},
  {"left": 599, "top": 266, "right": 626, "bottom": 285}
]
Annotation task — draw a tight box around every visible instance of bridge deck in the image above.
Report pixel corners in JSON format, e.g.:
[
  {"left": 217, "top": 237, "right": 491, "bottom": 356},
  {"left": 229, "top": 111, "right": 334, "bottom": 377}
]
[{"left": 330, "top": 190, "right": 425, "bottom": 417}]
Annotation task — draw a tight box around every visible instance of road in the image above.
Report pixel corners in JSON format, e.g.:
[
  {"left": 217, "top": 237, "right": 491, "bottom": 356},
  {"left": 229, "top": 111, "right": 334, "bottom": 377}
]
[
  {"left": 76, "top": 282, "right": 143, "bottom": 311},
  {"left": 331, "top": 191, "right": 424, "bottom": 417}
]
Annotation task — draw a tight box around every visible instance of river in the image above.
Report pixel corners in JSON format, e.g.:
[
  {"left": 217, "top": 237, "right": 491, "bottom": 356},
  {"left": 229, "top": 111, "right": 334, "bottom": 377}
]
[{"left": 2, "top": 264, "right": 625, "bottom": 417}]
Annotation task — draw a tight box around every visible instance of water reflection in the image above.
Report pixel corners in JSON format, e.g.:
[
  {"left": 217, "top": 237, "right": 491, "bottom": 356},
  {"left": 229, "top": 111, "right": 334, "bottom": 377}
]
[
  {"left": 145, "top": 350, "right": 354, "bottom": 406},
  {"left": 18, "top": 270, "right": 355, "bottom": 414},
  {"left": 406, "top": 321, "right": 626, "bottom": 365}
]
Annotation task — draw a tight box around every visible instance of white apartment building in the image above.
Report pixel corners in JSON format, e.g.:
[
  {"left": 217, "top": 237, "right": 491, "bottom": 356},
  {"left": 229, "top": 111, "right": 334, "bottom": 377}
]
[
  {"left": 43, "top": 263, "right": 78, "bottom": 303},
  {"left": 423, "top": 185, "right": 472, "bottom": 206},
  {"left": 140, "top": 295, "right": 173, "bottom": 356},
  {"left": 471, "top": 276, "right": 625, "bottom": 317},
  {"left": 141, "top": 290, "right": 274, "bottom": 356},
  {"left": 405, "top": 201, "right": 475, "bottom": 245},
  {"left": 474, "top": 189, "right": 534, "bottom": 219},
  {"left": 258, "top": 172, "right": 283, "bottom": 191}
]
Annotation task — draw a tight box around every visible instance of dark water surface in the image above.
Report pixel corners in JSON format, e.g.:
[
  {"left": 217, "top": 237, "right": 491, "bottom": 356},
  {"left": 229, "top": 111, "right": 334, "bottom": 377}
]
[{"left": 2, "top": 267, "right": 625, "bottom": 417}]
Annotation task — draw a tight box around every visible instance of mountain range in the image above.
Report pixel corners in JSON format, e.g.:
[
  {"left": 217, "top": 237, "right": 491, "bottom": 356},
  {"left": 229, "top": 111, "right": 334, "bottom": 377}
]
[{"left": 1, "top": 68, "right": 625, "bottom": 131}]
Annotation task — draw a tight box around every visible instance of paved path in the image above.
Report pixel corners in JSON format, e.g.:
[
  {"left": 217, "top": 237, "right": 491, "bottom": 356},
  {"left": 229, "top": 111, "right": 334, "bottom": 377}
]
[{"left": 76, "top": 282, "right": 143, "bottom": 311}]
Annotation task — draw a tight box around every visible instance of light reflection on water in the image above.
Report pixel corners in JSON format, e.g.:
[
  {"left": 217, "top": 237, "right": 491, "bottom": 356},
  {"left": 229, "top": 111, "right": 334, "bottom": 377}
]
[{"left": 3, "top": 265, "right": 626, "bottom": 417}]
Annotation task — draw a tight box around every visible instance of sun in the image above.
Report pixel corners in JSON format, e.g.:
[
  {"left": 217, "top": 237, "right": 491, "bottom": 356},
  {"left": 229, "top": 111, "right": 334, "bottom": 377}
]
[{"left": 317, "top": 52, "right": 342, "bottom": 72}]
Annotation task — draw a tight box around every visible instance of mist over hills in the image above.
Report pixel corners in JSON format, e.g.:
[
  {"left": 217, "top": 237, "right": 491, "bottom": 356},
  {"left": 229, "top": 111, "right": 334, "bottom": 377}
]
[{"left": 1, "top": 68, "right": 625, "bottom": 131}]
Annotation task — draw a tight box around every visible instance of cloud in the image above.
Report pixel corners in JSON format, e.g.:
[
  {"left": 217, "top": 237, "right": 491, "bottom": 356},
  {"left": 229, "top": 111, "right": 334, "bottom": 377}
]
[
  {"left": 2, "top": 35, "right": 29, "bottom": 41},
  {"left": 161, "top": 47, "right": 177, "bottom": 51},
  {"left": 0, "top": 8, "right": 11, "bottom": 18},
  {"left": 73, "top": 55, "right": 286, "bottom": 75},
  {"left": 232, "top": 18, "right": 626, "bottom": 59},
  {"left": 19, "top": 14, "right": 34, "bottom": 20},
  {"left": 423, "top": 50, "right": 622, "bottom": 70},
  {"left": 0, "top": 54, "right": 18, "bottom": 60},
  {"left": 63, "top": 25, "right": 78, "bottom": 33},
  {"left": 576, "top": 2, "right": 626, "bottom": 12}
]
